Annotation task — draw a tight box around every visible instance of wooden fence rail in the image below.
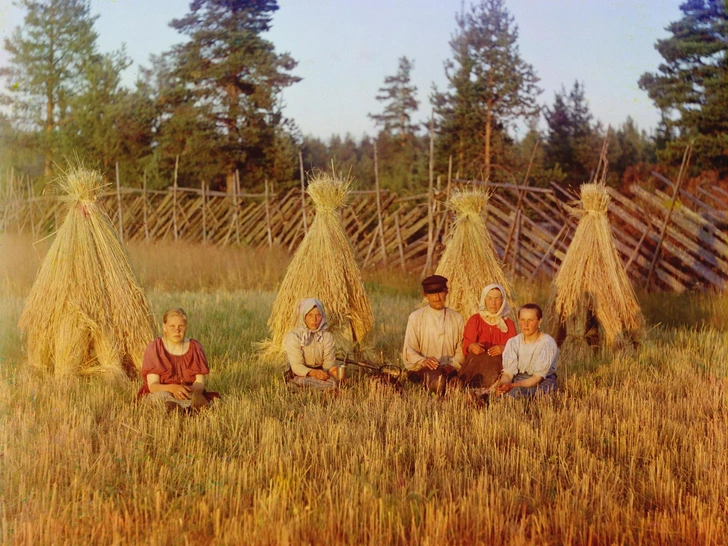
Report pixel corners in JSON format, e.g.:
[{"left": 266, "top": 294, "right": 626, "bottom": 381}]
[{"left": 1, "top": 175, "right": 725, "bottom": 291}]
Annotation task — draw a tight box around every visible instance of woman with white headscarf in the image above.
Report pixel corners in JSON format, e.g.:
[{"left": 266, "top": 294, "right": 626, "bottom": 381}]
[
  {"left": 283, "top": 298, "right": 340, "bottom": 390},
  {"left": 458, "top": 284, "right": 517, "bottom": 388}
]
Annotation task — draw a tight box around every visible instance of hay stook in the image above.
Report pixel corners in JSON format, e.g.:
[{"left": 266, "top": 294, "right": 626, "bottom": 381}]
[
  {"left": 434, "top": 188, "right": 514, "bottom": 320},
  {"left": 18, "top": 165, "right": 154, "bottom": 380},
  {"left": 545, "top": 181, "right": 644, "bottom": 359},
  {"left": 263, "top": 170, "right": 374, "bottom": 356}
]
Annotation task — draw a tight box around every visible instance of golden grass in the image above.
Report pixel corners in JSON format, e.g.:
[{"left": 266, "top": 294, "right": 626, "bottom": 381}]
[
  {"left": 435, "top": 189, "right": 512, "bottom": 320},
  {"left": 546, "top": 183, "right": 644, "bottom": 358},
  {"left": 264, "top": 171, "right": 374, "bottom": 355},
  {"left": 17, "top": 167, "right": 154, "bottom": 379},
  {"left": 0, "top": 235, "right": 726, "bottom": 544},
  {"left": 0, "top": 283, "right": 725, "bottom": 545}
]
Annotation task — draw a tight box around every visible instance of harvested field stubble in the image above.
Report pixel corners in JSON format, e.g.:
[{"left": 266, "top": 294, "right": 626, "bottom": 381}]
[{"left": 0, "top": 235, "right": 726, "bottom": 544}]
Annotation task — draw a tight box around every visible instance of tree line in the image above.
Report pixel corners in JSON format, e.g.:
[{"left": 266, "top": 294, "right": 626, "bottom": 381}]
[{"left": 1, "top": 0, "right": 725, "bottom": 193}]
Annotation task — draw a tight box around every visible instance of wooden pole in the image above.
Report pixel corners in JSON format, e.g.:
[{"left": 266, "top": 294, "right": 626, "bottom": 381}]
[
  {"left": 503, "top": 139, "right": 539, "bottom": 265},
  {"left": 373, "top": 142, "right": 387, "bottom": 266},
  {"left": 265, "top": 178, "right": 273, "bottom": 247},
  {"left": 530, "top": 225, "right": 568, "bottom": 280},
  {"left": 201, "top": 179, "right": 207, "bottom": 245},
  {"left": 173, "top": 155, "right": 179, "bottom": 241},
  {"left": 27, "top": 177, "right": 35, "bottom": 238},
  {"left": 395, "top": 209, "right": 406, "bottom": 272},
  {"left": 443, "top": 155, "right": 454, "bottom": 241},
  {"left": 645, "top": 144, "right": 692, "bottom": 289},
  {"left": 234, "top": 170, "right": 241, "bottom": 245},
  {"left": 424, "top": 109, "right": 435, "bottom": 277},
  {"left": 115, "top": 162, "right": 124, "bottom": 243},
  {"left": 143, "top": 171, "right": 150, "bottom": 243},
  {"left": 299, "top": 150, "right": 308, "bottom": 235}
]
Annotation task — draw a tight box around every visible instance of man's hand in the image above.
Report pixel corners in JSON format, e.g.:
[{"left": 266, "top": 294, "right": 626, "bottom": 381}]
[
  {"left": 308, "top": 368, "right": 330, "bottom": 381},
  {"left": 468, "top": 343, "right": 485, "bottom": 355},
  {"left": 421, "top": 357, "right": 439, "bottom": 370},
  {"left": 487, "top": 344, "right": 505, "bottom": 357}
]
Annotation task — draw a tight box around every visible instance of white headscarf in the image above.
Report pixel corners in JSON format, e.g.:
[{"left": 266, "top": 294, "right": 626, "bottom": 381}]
[
  {"left": 295, "top": 298, "right": 329, "bottom": 345},
  {"left": 477, "top": 284, "right": 511, "bottom": 333}
]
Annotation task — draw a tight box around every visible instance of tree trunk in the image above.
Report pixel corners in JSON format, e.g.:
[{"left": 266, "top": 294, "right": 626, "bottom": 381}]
[
  {"left": 484, "top": 102, "right": 492, "bottom": 181},
  {"left": 44, "top": 19, "right": 55, "bottom": 178},
  {"left": 484, "top": 69, "right": 494, "bottom": 181},
  {"left": 226, "top": 170, "right": 236, "bottom": 194}
]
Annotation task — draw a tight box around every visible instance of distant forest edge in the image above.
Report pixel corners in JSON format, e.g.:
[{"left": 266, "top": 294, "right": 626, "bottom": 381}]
[{"left": 0, "top": 0, "right": 726, "bottom": 195}]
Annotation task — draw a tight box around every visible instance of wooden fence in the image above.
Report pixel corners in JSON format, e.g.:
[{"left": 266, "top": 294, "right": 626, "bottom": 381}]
[{"left": 1, "top": 172, "right": 726, "bottom": 291}]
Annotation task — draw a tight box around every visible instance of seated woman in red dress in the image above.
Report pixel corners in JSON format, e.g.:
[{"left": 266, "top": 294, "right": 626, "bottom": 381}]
[
  {"left": 137, "top": 308, "right": 218, "bottom": 412},
  {"left": 458, "top": 284, "right": 517, "bottom": 388}
]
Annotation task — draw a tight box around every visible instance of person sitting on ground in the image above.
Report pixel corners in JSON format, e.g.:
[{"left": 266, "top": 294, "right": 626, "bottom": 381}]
[
  {"left": 402, "top": 275, "right": 465, "bottom": 394},
  {"left": 137, "top": 308, "right": 218, "bottom": 412},
  {"left": 490, "top": 303, "right": 558, "bottom": 399},
  {"left": 284, "top": 298, "right": 342, "bottom": 390},
  {"left": 458, "top": 284, "right": 517, "bottom": 388}
]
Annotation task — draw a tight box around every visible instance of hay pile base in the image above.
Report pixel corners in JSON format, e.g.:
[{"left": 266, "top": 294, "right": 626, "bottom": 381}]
[
  {"left": 18, "top": 166, "right": 154, "bottom": 380},
  {"left": 434, "top": 189, "right": 513, "bottom": 320},
  {"left": 545, "top": 182, "right": 644, "bottom": 360},
  {"left": 263, "top": 171, "right": 374, "bottom": 356}
]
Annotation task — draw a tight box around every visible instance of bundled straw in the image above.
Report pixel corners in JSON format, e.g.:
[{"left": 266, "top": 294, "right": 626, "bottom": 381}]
[
  {"left": 263, "top": 171, "right": 374, "bottom": 354},
  {"left": 434, "top": 188, "right": 513, "bottom": 319},
  {"left": 545, "top": 182, "right": 644, "bottom": 359},
  {"left": 18, "top": 166, "right": 154, "bottom": 379}
]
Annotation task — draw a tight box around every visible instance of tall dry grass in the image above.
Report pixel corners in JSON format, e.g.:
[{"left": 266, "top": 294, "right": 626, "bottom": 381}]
[{"left": 0, "top": 234, "right": 726, "bottom": 544}]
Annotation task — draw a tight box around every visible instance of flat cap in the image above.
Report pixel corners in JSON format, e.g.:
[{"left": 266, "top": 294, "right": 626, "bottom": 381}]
[{"left": 421, "top": 274, "right": 448, "bottom": 294}]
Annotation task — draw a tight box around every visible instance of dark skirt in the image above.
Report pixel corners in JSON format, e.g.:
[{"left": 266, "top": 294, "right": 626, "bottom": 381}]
[{"left": 458, "top": 352, "right": 503, "bottom": 388}]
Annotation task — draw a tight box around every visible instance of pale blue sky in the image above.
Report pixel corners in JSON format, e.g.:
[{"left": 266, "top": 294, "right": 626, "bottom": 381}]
[{"left": 0, "top": 0, "right": 683, "bottom": 140}]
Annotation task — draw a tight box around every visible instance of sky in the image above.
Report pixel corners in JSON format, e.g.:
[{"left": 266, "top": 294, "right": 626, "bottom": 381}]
[{"left": 0, "top": 0, "right": 684, "bottom": 141}]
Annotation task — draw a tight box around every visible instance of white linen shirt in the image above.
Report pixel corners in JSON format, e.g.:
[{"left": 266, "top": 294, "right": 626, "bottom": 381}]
[
  {"left": 502, "top": 333, "right": 558, "bottom": 378},
  {"left": 402, "top": 305, "right": 465, "bottom": 371}
]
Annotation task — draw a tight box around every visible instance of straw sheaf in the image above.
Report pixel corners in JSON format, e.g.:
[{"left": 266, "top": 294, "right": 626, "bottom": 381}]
[
  {"left": 18, "top": 166, "right": 155, "bottom": 379},
  {"left": 546, "top": 182, "right": 644, "bottom": 349},
  {"left": 263, "top": 172, "right": 374, "bottom": 355},
  {"left": 434, "top": 188, "right": 513, "bottom": 321}
]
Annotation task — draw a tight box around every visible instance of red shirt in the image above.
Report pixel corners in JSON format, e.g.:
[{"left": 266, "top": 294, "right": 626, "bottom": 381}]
[
  {"left": 137, "top": 338, "right": 210, "bottom": 397},
  {"left": 462, "top": 314, "right": 517, "bottom": 355}
]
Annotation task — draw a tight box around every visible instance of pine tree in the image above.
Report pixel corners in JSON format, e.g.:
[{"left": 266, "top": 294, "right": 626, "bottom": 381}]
[
  {"left": 1, "top": 0, "right": 102, "bottom": 176},
  {"left": 369, "top": 57, "right": 419, "bottom": 147},
  {"left": 638, "top": 0, "right": 728, "bottom": 173},
  {"left": 164, "top": 0, "right": 301, "bottom": 191},
  {"left": 368, "top": 56, "right": 423, "bottom": 191},
  {"left": 543, "top": 82, "right": 601, "bottom": 187},
  {"left": 433, "top": 0, "right": 541, "bottom": 180}
]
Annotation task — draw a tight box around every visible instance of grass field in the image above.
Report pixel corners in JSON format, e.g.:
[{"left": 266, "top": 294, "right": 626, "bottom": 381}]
[{"left": 0, "top": 235, "right": 726, "bottom": 545}]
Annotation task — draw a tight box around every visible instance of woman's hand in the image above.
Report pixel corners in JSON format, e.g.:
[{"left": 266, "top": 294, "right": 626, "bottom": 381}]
[
  {"left": 494, "top": 383, "right": 513, "bottom": 395},
  {"left": 468, "top": 343, "right": 485, "bottom": 356},
  {"left": 308, "top": 368, "right": 330, "bottom": 381},
  {"left": 487, "top": 344, "right": 505, "bottom": 357},
  {"left": 168, "top": 384, "right": 191, "bottom": 400}
]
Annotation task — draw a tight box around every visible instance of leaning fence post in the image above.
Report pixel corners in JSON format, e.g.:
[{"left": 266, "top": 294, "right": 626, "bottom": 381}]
[
  {"left": 27, "top": 177, "right": 35, "bottom": 238},
  {"left": 143, "top": 171, "right": 150, "bottom": 243},
  {"left": 645, "top": 144, "right": 692, "bottom": 289},
  {"left": 265, "top": 178, "right": 273, "bottom": 248},
  {"left": 115, "top": 162, "right": 124, "bottom": 243},
  {"left": 373, "top": 143, "right": 387, "bottom": 266},
  {"left": 201, "top": 179, "right": 207, "bottom": 245},
  {"left": 424, "top": 109, "right": 435, "bottom": 277},
  {"left": 299, "top": 150, "right": 308, "bottom": 235},
  {"left": 173, "top": 155, "right": 179, "bottom": 241},
  {"left": 234, "top": 170, "right": 241, "bottom": 245}
]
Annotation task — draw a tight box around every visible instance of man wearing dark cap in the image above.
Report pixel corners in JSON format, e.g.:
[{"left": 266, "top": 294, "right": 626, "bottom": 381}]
[{"left": 402, "top": 275, "right": 465, "bottom": 391}]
